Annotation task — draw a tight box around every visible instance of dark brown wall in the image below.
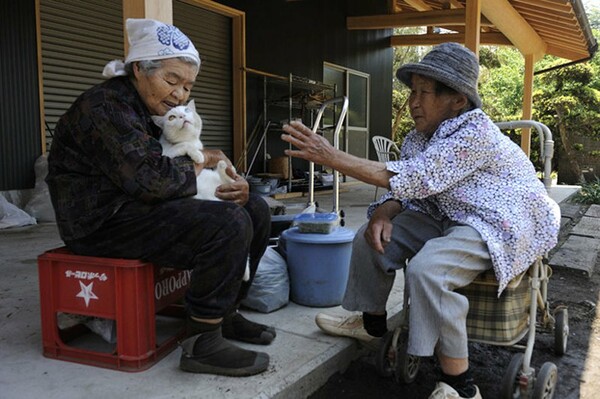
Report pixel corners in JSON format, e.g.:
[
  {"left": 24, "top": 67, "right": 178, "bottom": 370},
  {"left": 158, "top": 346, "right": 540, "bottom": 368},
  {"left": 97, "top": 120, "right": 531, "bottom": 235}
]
[{"left": 216, "top": 0, "right": 393, "bottom": 161}]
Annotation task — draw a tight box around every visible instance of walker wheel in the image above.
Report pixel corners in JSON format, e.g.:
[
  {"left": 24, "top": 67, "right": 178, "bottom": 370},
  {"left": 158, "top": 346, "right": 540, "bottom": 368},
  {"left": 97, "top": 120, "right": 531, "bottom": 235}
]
[
  {"left": 532, "top": 362, "right": 558, "bottom": 399},
  {"left": 500, "top": 352, "right": 524, "bottom": 399},
  {"left": 554, "top": 307, "right": 568, "bottom": 356},
  {"left": 393, "top": 330, "right": 420, "bottom": 384},
  {"left": 375, "top": 330, "right": 396, "bottom": 377}
]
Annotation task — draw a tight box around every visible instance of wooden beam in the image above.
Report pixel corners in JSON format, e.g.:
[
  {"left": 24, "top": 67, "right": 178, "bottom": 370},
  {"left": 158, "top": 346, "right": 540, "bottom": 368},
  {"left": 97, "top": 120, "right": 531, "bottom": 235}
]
[
  {"left": 390, "top": 32, "right": 511, "bottom": 47},
  {"left": 122, "top": 0, "right": 172, "bottom": 22},
  {"left": 536, "top": 28, "right": 585, "bottom": 47},
  {"left": 122, "top": 0, "right": 173, "bottom": 53},
  {"left": 144, "top": 0, "right": 172, "bottom": 23},
  {"left": 232, "top": 13, "right": 246, "bottom": 172},
  {"left": 512, "top": 0, "right": 572, "bottom": 14},
  {"left": 404, "top": 0, "right": 431, "bottom": 12},
  {"left": 347, "top": 8, "right": 493, "bottom": 30},
  {"left": 517, "top": 7, "right": 574, "bottom": 21},
  {"left": 442, "top": 24, "right": 495, "bottom": 34},
  {"left": 481, "top": 0, "right": 546, "bottom": 60},
  {"left": 527, "top": 18, "right": 582, "bottom": 37},
  {"left": 464, "top": 0, "right": 481, "bottom": 56},
  {"left": 545, "top": 44, "right": 590, "bottom": 61}
]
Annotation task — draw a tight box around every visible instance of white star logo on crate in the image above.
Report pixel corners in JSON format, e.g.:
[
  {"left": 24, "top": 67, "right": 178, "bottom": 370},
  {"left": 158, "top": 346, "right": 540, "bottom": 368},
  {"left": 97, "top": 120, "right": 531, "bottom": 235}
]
[{"left": 76, "top": 281, "right": 99, "bottom": 307}]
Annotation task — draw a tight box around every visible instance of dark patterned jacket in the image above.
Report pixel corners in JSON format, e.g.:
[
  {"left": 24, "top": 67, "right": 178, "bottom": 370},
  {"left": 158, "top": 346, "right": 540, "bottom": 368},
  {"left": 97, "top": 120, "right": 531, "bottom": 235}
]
[{"left": 47, "top": 77, "right": 197, "bottom": 241}]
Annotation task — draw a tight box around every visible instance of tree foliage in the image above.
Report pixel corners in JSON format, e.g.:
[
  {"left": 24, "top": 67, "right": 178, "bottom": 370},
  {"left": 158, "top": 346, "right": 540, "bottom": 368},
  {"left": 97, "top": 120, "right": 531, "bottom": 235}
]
[{"left": 533, "top": 59, "right": 600, "bottom": 183}]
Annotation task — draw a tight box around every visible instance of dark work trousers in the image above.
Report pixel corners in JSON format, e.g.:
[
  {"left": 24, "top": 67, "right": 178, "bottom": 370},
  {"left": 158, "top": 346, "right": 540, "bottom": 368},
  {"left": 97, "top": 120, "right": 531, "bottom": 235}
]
[{"left": 65, "top": 194, "right": 271, "bottom": 319}]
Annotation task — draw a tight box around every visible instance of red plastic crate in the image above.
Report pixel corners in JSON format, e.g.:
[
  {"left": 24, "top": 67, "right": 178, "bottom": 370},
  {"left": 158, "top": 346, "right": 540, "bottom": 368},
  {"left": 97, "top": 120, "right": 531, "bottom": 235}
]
[{"left": 37, "top": 247, "right": 190, "bottom": 371}]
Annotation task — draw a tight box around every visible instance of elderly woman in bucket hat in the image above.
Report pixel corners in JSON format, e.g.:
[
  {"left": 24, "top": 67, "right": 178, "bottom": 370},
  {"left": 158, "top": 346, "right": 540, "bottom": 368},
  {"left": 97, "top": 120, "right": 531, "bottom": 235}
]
[
  {"left": 281, "top": 42, "right": 560, "bottom": 398},
  {"left": 47, "top": 18, "right": 274, "bottom": 377}
]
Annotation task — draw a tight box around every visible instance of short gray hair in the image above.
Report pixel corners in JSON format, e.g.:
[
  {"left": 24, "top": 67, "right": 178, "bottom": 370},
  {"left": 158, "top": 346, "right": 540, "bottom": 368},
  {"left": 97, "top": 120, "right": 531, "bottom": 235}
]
[{"left": 124, "top": 56, "right": 200, "bottom": 76}]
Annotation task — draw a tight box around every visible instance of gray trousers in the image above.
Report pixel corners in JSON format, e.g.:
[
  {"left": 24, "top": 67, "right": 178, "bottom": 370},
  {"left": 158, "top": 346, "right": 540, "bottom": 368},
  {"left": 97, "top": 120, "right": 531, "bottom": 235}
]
[{"left": 342, "top": 209, "right": 492, "bottom": 358}]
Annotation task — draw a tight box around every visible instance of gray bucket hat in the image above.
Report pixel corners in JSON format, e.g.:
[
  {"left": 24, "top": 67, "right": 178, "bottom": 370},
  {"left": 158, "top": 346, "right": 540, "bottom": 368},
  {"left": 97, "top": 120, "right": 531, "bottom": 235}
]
[{"left": 396, "top": 42, "right": 482, "bottom": 109}]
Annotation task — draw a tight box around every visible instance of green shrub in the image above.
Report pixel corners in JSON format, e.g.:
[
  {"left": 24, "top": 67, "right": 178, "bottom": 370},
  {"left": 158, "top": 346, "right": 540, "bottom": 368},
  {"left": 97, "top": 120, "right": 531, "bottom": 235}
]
[{"left": 571, "top": 178, "right": 600, "bottom": 204}]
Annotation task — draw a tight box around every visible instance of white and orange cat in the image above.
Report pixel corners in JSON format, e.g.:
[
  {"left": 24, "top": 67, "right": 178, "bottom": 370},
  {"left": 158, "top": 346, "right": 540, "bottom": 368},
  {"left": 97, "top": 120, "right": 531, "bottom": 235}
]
[{"left": 152, "top": 99, "right": 235, "bottom": 201}]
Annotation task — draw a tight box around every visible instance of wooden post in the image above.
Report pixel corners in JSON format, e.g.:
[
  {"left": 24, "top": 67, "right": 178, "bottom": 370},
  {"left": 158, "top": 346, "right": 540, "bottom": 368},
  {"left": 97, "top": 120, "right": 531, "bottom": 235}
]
[
  {"left": 464, "top": 0, "right": 481, "bottom": 57},
  {"left": 521, "top": 53, "right": 534, "bottom": 156},
  {"left": 122, "top": 0, "right": 172, "bottom": 53}
]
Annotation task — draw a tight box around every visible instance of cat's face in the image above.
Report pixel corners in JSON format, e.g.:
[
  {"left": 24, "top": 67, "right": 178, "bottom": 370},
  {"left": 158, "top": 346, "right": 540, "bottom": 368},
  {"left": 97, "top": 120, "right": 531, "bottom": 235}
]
[{"left": 152, "top": 99, "right": 203, "bottom": 143}]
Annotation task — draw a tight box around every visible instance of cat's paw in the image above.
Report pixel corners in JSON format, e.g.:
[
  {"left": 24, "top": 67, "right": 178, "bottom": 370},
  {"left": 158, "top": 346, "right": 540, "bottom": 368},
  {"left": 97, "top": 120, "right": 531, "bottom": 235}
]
[
  {"left": 162, "top": 148, "right": 177, "bottom": 158},
  {"left": 216, "top": 161, "right": 236, "bottom": 184},
  {"left": 189, "top": 150, "right": 205, "bottom": 164}
]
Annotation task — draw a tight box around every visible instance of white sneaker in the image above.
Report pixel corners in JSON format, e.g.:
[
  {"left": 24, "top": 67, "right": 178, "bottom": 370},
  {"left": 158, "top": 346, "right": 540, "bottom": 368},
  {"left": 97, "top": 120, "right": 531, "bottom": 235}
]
[
  {"left": 428, "top": 382, "right": 482, "bottom": 399},
  {"left": 314, "top": 313, "right": 375, "bottom": 342}
]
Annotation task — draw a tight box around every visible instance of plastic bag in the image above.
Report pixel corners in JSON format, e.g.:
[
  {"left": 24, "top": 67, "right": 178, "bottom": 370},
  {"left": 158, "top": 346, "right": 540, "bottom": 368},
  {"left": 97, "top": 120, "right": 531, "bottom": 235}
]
[
  {"left": 24, "top": 154, "right": 56, "bottom": 222},
  {"left": 0, "top": 194, "right": 36, "bottom": 229},
  {"left": 57, "top": 313, "right": 116, "bottom": 343},
  {"left": 242, "top": 246, "right": 289, "bottom": 313},
  {"left": 85, "top": 318, "right": 117, "bottom": 343}
]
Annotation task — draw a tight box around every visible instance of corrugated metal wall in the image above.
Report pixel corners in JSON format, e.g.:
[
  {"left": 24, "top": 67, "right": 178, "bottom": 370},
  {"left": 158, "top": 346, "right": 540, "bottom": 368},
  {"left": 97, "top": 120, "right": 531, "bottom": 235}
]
[
  {"left": 0, "top": 0, "right": 41, "bottom": 190},
  {"left": 39, "top": 0, "right": 123, "bottom": 149},
  {"left": 39, "top": 0, "right": 234, "bottom": 158},
  {"left": 174, "top": 1, "right": 233, "bottom": 158}
]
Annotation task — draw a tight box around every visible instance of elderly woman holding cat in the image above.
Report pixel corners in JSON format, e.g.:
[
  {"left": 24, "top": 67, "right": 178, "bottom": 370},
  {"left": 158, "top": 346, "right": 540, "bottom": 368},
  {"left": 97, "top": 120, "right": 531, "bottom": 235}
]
[{"left": 46, "top": 18, "right": 273, "bottom": 377}]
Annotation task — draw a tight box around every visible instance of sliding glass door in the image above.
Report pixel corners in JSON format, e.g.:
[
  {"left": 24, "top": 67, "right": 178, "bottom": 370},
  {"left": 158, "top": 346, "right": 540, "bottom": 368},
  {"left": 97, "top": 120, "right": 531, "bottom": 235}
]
[{"left": 323, "top": 62, "right": 370, "bottom": 159}]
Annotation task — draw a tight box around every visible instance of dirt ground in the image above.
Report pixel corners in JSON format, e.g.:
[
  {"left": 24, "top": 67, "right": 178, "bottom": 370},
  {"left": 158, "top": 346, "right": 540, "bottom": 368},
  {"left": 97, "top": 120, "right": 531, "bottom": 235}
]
[{"left": 309, "top": 204, "right": 600, "bottom": 399}]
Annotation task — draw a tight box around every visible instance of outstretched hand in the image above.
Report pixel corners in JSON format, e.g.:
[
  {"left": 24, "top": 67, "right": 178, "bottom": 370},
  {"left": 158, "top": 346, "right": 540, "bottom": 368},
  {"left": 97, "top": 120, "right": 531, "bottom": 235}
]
[{"left": 281, "top": 121, "right": 335, "bottom": 166}]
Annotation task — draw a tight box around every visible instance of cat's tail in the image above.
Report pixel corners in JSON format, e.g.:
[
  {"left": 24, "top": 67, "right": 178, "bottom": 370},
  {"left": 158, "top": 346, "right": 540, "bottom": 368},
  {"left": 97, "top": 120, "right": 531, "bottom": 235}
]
[{"left": 216, "top": 160, "right": 236, "bottom": 184}]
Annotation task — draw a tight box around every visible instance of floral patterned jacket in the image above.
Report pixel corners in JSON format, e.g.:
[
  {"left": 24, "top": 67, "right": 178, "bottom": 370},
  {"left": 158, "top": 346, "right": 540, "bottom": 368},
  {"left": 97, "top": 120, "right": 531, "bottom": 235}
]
[{"left": 369, "top": 109, "right": 560, "bottom": 294}]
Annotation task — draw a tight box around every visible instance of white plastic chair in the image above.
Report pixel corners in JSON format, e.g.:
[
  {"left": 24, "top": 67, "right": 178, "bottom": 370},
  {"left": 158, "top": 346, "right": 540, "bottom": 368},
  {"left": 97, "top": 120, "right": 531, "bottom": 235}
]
[{"left": 372, "top": 135, "right": 400, "bottom": 200}]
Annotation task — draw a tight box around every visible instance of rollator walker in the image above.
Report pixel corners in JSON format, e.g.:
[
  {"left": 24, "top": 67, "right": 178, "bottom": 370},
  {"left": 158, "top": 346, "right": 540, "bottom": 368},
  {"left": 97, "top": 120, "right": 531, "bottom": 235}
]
[{"left": 374, "top": 121, "right": 568, "bottom": 399}]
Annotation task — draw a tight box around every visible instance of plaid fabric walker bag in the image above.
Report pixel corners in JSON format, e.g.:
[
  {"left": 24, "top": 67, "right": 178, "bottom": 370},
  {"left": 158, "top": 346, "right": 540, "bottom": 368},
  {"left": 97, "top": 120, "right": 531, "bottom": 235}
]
[{"left": 457, "top": 269, "right": 531, "bottom": 345}]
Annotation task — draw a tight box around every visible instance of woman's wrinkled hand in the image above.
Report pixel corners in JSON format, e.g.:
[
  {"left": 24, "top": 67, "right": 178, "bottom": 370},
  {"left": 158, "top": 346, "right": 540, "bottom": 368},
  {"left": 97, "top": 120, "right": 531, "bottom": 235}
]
[
  {"left": 364, "top": 201, "right": 402, "bottom": 254},
  {"left": 194, "top": 150, "right": 232, "bottom": 176},
  {"left": 365, "top": 213, "right": 393, "bottom": 254},
  {"left": 215, "top": 166, "right": 249, "bottom": 206},
  {"left": 281, "top": 120, "right": 335, "bottom": 165},
  {"left": 201, "top": 149, "right": 232, "bottom": 169}
]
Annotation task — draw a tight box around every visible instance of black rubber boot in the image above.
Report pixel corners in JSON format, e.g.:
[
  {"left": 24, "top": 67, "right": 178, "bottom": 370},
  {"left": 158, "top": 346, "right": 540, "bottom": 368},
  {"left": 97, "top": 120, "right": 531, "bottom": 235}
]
[
  {"left": 179, "top": 319, "right": 269, "bottom": 376},
  {"left": 222, "top": 310, "right": 276, "bottom": 345}
]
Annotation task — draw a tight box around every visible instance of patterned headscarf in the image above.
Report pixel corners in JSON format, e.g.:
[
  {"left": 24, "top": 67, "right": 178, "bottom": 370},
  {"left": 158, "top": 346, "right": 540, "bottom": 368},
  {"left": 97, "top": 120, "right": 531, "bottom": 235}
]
[{"left": 103, "top": 18, "right": 200, "bottom": 78}]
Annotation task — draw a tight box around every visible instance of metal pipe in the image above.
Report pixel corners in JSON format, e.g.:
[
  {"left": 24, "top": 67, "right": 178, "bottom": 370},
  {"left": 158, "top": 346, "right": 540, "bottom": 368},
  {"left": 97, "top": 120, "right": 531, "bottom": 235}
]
[
  {"left": 307, "top": 96, "right": 349, "bottom": 214},
  {"left": 495, "top": 120, "right": 554, "bottom": 188},
  {"left": 522, "top": 259, "right": 540, "bottom": 375},
  {"left": 247, "top": 121, "right": 271, "bottom": 177}
]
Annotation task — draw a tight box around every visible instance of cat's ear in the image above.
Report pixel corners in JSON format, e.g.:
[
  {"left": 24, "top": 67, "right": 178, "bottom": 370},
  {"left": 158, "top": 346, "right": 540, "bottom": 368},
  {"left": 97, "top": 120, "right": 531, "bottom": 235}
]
[
  {"left": 151, "top": 115, "right": 164, "bottom": 128},
  {"left": 187, "top": 99, "right": 196, "bottom": 111}
]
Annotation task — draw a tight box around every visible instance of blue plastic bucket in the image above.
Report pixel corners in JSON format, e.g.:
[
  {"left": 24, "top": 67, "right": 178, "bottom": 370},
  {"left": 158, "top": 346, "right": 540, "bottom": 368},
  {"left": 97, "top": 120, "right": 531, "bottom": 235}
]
[{"left": 281, "top": 227, "right": 355, "bottom": 307}]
